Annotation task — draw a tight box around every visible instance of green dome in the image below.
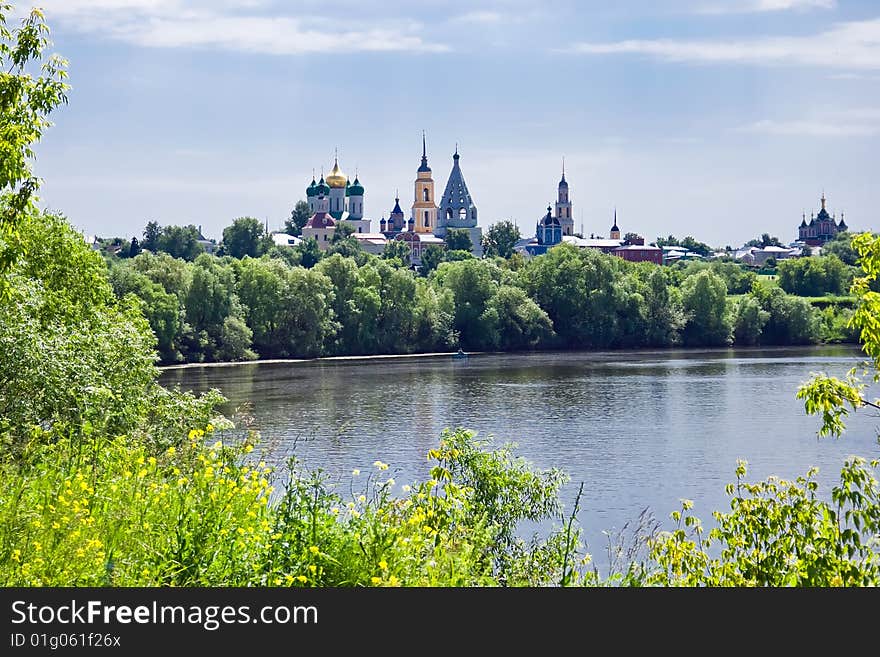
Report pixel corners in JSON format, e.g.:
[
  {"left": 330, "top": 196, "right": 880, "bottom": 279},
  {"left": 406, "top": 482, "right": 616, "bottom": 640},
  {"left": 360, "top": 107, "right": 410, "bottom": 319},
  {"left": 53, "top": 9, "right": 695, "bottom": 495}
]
[
  {"left": 348, "top": 176, "right": 364, "bottom": 196},
  {"left": 316, "top": 177, "right": 330, "bottom": 195},
  {"left": 306, "top": 178, "right": 318, "bottom": 197}
]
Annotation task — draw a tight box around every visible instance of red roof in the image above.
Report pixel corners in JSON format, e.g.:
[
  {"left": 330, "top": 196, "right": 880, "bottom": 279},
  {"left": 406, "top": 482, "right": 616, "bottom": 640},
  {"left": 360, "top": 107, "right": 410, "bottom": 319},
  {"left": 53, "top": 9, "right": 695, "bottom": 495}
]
[{"left": 305, "top": 212, "right": 335, "bottom": 229}]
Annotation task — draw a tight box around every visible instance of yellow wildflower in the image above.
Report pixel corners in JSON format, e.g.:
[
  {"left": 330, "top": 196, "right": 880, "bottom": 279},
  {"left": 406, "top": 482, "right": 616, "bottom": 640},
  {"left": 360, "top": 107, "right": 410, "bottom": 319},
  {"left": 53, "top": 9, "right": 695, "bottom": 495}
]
[
  {"left": 309, "top": 546, "right": 319, "bottom": 555},
  {"left": 371, "top": 576, "right": 382, "bottom": 585}
]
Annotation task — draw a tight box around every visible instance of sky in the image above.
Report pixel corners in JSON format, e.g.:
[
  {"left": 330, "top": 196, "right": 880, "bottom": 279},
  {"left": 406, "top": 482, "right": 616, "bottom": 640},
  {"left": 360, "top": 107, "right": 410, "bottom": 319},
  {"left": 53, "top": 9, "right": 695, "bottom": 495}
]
[{"left": 15, "top": 0, "right": 880, "bottom": 247}]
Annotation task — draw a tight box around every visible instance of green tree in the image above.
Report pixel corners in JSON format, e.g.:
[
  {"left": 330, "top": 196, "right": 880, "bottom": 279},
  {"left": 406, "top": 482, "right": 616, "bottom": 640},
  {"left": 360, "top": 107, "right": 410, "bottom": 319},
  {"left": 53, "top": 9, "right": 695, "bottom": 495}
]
[
  {"left": 746, "top": 233, "right": 783, "bottom": 248},
  {"left": 382, "top": 239, "right": 411, "bottom": 267},
  {"left": 481, "top": 285, "right": 554, "bottom": 351},
  {"left": 331, "top": 222, "right": 356, "bottom": 244},
  {"left": 285, "top": 200, "right": 311, "bottom": 236},
  {"left": 749, "top": 282, "right": 819, "bottom": 345},
  {"left": 0, "top": 5, "right": 69, "bottom": 296},
  {"left": 156, "top": 225, "right": 204, "bottom": 261},
  {"left": 434, "top": 259, "right": 500, "bottom": 349},
  {"left": 236, "top": 257, "right": 336, "bottom": 358},
  {"left": 520, "top": 244, "right": 625, "bottom": 349},
  {"left": 482, "top": 220, "right": 521, "bottom": 259},
  {"left": 294, "top": 237, "right": 323, "bottom": 269},
  {"left": 732, "top": 295, "right": 769, "bottom": 346},
  {"left": 420, "top": 244, "right": 445, "bottom": 277},
  {"left": 679, "top": 236, "right": 713, "bottom": 257},
  {"left": 315, "top": 254, "right": 377, "bottom": 355},
  {"left": 110, "top": 264, "right": 182, "bottom": 362},
  {"left": 142, "top": 221, "right": 161, "bottom": 252},
  {"left": 222, "top": 216, "right": 266, "bottom": 259},
  {"left": 218, "top": 315, "right": 257, "bottom": 362},
  {"left": 445, "top": 229, "right": 473, "bottom": 253},
  {"left": 680, "top": 270, "right": 732, "bottom": 346},
  {"left": 326, "top": 224, "right": 366, "bottom": 263},
  {"left": 642, "top": 266, "right": 684, "bottom": 346},
  {"left": 1, "top": 208, "right": 157, "bottom": 444},
  {"left": 777, "top": 255, "right": 853, "bottom": 297},
  {"left": 821, "top": 231, "right": 856, "bottom": 266}
]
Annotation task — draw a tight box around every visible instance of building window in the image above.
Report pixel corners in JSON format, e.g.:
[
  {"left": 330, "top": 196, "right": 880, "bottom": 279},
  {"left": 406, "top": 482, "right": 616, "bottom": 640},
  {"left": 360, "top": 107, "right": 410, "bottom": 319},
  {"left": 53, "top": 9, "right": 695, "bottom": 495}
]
[
  {"left": 424, "top": 211, "right": 429, "bottom": 227},
  {"left": 423, "top": 188, "right": 429, "bottom": 202},
  {"left": 358, "top": 227, "right": 362, "bottom": 233},
  {"left": 324, "top": 234, "right": 327, "bottom": 241}
]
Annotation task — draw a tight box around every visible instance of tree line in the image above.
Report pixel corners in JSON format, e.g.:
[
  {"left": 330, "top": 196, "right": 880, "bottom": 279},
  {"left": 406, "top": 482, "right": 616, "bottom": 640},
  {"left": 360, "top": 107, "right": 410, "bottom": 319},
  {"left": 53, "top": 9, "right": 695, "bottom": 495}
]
[{"left": 102, "top": 227, "right": 862, "bottom": 364}]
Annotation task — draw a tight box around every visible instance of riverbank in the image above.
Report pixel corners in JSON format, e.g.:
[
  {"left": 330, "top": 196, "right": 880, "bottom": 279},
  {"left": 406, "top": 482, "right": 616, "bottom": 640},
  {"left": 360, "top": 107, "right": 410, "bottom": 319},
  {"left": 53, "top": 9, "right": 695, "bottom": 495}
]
[
  {"left": 158, "top": 342, "right": 863, "bottom": 372},
  {"left": 158, "top": 350, "right": 484, "bottom": 371}
]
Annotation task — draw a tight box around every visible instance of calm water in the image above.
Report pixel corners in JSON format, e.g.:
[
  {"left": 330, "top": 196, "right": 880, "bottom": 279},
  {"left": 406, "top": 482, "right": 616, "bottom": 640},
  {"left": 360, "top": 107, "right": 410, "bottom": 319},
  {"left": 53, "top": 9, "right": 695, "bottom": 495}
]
[{"left": 160, "top": 345, "right": 880, "bottom": 572}]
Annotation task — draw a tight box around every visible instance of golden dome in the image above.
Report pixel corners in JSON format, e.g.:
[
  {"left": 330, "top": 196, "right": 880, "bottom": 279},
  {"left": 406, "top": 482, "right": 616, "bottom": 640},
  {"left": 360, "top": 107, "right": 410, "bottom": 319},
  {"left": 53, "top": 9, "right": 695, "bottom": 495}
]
[{"left": 326, "top": 159, "right": 347, "bottom": 188}]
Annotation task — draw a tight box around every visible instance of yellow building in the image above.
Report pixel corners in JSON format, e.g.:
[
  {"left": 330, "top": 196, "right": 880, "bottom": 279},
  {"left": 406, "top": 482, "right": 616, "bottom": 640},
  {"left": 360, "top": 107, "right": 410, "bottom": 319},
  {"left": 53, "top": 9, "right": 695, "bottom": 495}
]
[{"left": 411, "top": 133, "right": 437, "bottom": 234}]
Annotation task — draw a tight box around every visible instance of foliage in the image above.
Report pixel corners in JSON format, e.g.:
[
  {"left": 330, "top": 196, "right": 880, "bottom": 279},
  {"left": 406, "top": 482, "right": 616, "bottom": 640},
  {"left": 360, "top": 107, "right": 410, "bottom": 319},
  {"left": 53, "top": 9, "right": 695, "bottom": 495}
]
[
  {"left": 821, "top": 231, "right": 857, "bottom": 266},
  {"left": 0, "top": 209, "right": 158, "bottom": 447},
  {"left": 637, "top": 459, "right": 880, "bottom": 586},
  {"left": 416, "top": 245, "right": 443, "bottom": 279},
  {"left": 444, "top": 229, "right": 473, "bottom": 253},
  {"left": 654, "top": 235, "right": 713, "bottom": 257},
  {"left": 222, "top": 217, "right": 266, "bottom": 260},
  {"left": 745, "top": 233, "right": 783, "bottom": 248},
  {"left": 678, "top": 260, "right": 757, "bottom": 295},
  {"left": 293, "top": 237, "right": 322, "bottom": 269},
  {"left": 481, "top": 285, "right": 554, "bottom": 351},
  {"left": 285, "top": 200, "right": 311, "bottom": 237},
  {"left": 680, "top": 270, "right": 732, "bottom": 346},
  {"left": 434, "top": 258, "right": 500, "bottom": 350},
  {"left": 777, "top": 255, "right": 854, "bottom": 297},
  {"left": 153, "top": 224, "right": 205, "bottom": 261},
  {"left": 0, "top": 4, "right": 69, "bottom": 295},
  {"left": 482, "top": 220, "right": 520, "bottom": 259},
  {"left": 382, "top": 239, "right": 411, "bottom": 268},
  {"left": 750, "top": 281, "right": 820, "bottom": 345},
  {"left": 731, "top": 295, "right": 769, "bottom": 346}
]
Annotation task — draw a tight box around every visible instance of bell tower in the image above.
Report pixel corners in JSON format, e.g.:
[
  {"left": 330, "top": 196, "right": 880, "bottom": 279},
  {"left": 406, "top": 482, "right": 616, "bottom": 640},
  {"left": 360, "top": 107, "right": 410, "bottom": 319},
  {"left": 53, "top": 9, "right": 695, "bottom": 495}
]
[{"left": 411, "top": 132, "right": 437, "bottom": 234}]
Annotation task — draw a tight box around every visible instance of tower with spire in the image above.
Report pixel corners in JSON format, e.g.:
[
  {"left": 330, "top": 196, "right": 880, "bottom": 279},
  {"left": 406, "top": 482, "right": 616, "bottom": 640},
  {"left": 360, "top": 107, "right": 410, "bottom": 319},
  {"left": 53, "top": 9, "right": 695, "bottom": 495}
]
[
  {"left": 435, "top": 144, "right": 482, "bottom": 256},
  {"left": 610, "top": 209, "right": 620, "bottom": 240},
  {"left": 555, "top": 159, "right": 574, "bottom": 236},
  {"left": 411, "top": 132, "right": 438, "bottom": 234}
]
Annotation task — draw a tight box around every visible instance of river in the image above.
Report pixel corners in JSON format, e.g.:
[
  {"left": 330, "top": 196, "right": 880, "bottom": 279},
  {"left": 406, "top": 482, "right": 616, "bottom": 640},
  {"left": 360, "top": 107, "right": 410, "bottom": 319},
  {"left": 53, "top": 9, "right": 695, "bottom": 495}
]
[{"left": 159, "top": 345, "right": 879, "bottom": 575}]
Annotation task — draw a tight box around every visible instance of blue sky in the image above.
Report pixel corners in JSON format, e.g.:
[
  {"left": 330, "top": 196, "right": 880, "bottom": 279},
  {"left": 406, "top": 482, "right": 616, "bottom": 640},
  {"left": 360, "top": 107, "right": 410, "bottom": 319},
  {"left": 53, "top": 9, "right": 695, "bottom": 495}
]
[{"left": 18, "top": 0, "right": 880, "bottom": 246}]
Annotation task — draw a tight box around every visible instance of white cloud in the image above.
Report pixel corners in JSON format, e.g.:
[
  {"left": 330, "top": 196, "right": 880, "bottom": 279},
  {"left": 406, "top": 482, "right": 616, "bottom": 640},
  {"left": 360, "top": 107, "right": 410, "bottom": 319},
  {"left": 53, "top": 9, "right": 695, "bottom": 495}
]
[
  {"left": 698, "top": 0, "right": 835, "bottom": 14},
  {"left": 740, "top": 111, "right": 880, "bottom": 137},
  {"left": 452, "top": 11, "right": 503, "bottom": 24},
  {"left": 23, "top": 0, "right": 447, "bottom": 54},
  {"left": 568, "top": 18, "right": 880, "bottom": 70}
]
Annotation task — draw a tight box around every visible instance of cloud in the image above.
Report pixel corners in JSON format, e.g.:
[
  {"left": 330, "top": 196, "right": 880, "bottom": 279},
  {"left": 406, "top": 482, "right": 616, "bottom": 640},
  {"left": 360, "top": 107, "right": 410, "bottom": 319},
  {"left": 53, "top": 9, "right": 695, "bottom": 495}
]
[
  {"left": 740, "top": 112, "right": 880, "bottom": 137},
  {"left": 452, "top": 11, "right": 504, "bottom": 24},
  {"left": 24, "top": 0, "right": 448, "bottom": 54},
  {"left": 568, "top": 18, "right": 880, "bottom": 70},
  {"left": 698, "top": 0, "right": 835, "bottom": 13}
]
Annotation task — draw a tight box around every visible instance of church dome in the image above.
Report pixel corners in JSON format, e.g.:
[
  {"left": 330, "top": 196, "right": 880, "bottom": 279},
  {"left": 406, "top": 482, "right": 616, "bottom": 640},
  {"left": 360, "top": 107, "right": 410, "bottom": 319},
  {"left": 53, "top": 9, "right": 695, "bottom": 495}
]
[
  {"left": 316, "top": 176, "right": 330, "bottom": 195},
  {"left": 326, "top": 159, "right": 347, "bottom": 188},
  {"left": 306, "top": 177, "right": 318, "bottom": 197},
  {"left": 349, "top": 177, "right": 364, "bottom": 196}
]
